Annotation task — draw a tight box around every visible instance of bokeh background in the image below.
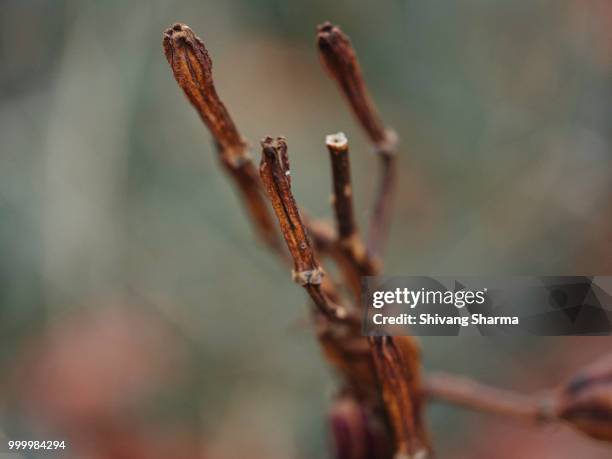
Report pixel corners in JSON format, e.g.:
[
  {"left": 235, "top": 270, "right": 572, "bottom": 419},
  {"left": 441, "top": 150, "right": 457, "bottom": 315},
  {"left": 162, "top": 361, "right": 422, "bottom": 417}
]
[{"left": 2, "top": 0, "right": 612, "bottom": 457}]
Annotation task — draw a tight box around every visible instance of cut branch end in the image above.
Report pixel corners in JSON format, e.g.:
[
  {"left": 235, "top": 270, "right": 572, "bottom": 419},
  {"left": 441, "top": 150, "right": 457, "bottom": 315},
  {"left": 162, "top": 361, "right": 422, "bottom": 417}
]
[{"left": 326, "top": 131, "right": 349, "bottom": 151}]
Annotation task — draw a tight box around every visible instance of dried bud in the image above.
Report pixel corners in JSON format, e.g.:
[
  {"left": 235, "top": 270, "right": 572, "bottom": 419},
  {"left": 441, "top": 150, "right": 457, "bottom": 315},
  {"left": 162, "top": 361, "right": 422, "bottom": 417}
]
[
  {"left": 163, "top": 23, "right": 248, "bottom": 163},
  {"left": 316, "top": 22, "right": 387, "bottom": 147},
  {"left": 163, "top": 23, "right": 282, "bottom": 250},
  {"left": 555, "top": 355, "right": 612, "bottom": 442}
]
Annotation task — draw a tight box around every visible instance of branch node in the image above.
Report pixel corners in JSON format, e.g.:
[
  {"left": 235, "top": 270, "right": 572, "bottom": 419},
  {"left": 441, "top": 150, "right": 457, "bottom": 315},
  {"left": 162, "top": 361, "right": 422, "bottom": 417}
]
[
  {"left": 292, "top": 268, "right": 325, "bottom": 286},
  {"left": 375, "top": 129, "right": 399, "bottom": 157}
]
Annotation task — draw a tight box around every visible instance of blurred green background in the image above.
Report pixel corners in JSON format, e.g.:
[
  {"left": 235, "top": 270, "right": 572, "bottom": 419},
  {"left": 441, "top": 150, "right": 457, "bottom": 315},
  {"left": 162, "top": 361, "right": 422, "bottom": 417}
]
[{"left": 2, "top": 0, "right": 612, "bottom": 457}]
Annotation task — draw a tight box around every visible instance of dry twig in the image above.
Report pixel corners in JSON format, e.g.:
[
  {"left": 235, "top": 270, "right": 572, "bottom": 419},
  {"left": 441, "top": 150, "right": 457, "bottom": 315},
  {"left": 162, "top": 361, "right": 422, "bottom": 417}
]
[
  {"left": 160, "top": 19, "right": 612, "bottom": 459},
  {"left": 164, "top": 20, "right": 434, "bottom": 459},
  {"left": 425, "top": 372, "right": 552, "bottom": 422},
  {"left": 427, "top": 359, "right": 612, "bottom": 444},
  {"left": 326, "top": 132, "right": 381, "bottom": 298},
  {"left": 163, "top": 18, "right": 612, "bottom": 459},
  {"left": 258, "top": 136, "right": 386, "bottom": 407},
  {"left": 259, "top": 136, "right": 352, "bottom": 323},
  {"left": 317, "top": 22, "right": 398, "bottom": 258},
  {"left": 163, "top": 23, "right": 280, "bottom": 251},
  {"left": 163, "top": 23, "right": 339, "bottom": 259}
]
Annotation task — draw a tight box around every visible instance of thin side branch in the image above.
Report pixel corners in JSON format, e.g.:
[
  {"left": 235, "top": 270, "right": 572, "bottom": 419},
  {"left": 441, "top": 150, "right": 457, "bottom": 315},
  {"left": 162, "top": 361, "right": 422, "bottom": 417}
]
[
  {"left": 368, "top": 151, "right": 397, "bottom": 258},
  {"left": 425, "top": 372, "right": 554, "bottom": 422},
  {"left": 259, "top": 136, "right": 354, "bottom": 323},
  {"left": 163, "top": 25, "right": 378, "bottom": 403},
  {"left": 163, "top": 23, "right": 281, "bottom": 250},
  {"left": 317, "top": 22, "right": 398, "bottom": 258},
  {"left": 327, "top": 132, "right": 357, "bottom": 242}
]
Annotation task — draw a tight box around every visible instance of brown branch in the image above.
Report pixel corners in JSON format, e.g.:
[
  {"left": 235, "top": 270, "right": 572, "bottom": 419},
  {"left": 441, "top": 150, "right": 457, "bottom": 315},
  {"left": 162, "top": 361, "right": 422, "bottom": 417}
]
[
  {"left": 326, "top": 132, "right": 381, "bottom": 298},
  {"left": 300, "top": 213, "right": 357, "bottom": 293},
  {"left": 427, "top": 364, "right": 612, "bottom": 444},
  {"left": 425, "top": 372, "right": 553, "bottom": 422},
  {"left": 259, "top": 136, "right": 355, "bottom": 323},
  {"left": 163, "top": 23, "right": 281, "bottom": 251},
  {"left": 164, "top": 21, "right": 431, "bottom": 458},
  {"left": 259, "top": 137, "right": 397, "bottom": 407},
  {"left": 317, "top": 23, "right": 387, "bottom": 145},
  {"left": 317, "top": 22, "right": 398, "bottom": 258},
  {"left": 368, "top": 151, "right": 397, "bottom": 258},
  {"left": 163, "top": 25, "right": 377, "bottom": 400},
  {"left": 163, "top": 23, "right": 342, "bottom": 259},
  {"left": 327, "top": 133, "right": 358, "bottom": 242},
  {"left": 370, "top": 336, "right": 430, "bottom": 458}
]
